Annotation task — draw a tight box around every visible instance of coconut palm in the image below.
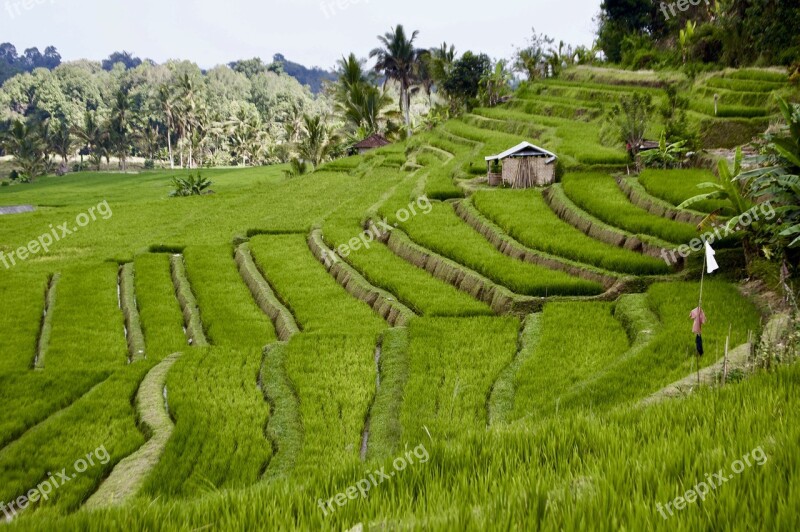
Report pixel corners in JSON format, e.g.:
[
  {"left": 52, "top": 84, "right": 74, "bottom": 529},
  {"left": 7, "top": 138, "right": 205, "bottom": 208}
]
[
  {"left": 73, "top": 111, "right": 108, "bottom": 171},
  {"left": 109, "top": 89, "right": 133, "bottom": 171},
  {"left": 370, "top": 25, "right": 426, "bottom": 135},
  {"left": 297, "top": 114, "right": 337, "bottom": 168},
  {"left": 175, "top": 73, "right": 202, "bottom": 168},
  {"left": 334, "top": 54, "right": 397, "bottom": 137},
  {"left": 158, "top": 84, "right": 176, "bottom": 169},
  {"left": 1, "top": 120, "right": 47, "bottom": 181}
]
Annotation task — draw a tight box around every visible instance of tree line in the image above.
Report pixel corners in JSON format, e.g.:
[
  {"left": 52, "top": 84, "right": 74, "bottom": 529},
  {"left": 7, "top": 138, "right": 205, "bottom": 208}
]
[{"left": 1, "top": 25, "right": 559, "bottom": 181}]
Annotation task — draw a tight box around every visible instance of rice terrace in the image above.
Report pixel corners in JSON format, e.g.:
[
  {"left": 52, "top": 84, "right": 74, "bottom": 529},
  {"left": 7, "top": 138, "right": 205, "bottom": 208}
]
[{"left": 0, "top": 1, "right": 799, "bottom": 530}]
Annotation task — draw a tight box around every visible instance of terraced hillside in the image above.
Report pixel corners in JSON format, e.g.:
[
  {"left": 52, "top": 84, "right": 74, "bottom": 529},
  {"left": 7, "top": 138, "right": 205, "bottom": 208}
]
[{"left": 0, "top": 67, "right": 798, "bottom": 531}]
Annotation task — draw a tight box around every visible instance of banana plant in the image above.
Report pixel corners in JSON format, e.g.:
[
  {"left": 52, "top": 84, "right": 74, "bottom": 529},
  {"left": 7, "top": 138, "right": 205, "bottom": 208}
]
[
  {"left": 738, "top": 96, "right": 800, "bottom": 250},
  {"left": 640, "top": 130, "right": 688, "bottom": 169},
  {"left": 679, "top": 147, "right": 759, "bottom": 264},
  {"left": 679, "top": 21, "right": 696, "bottom": 64}
]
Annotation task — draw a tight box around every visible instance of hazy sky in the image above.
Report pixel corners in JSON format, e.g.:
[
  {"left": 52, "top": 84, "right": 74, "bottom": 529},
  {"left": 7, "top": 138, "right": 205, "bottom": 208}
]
[{"left": 2, "top": 0, "right": 601, "bottom": 69}]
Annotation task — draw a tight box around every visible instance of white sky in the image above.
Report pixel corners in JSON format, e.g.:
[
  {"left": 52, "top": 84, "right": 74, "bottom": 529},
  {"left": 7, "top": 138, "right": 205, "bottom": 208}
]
[{"left": 1, "top": 0, "right": 601, "bottom": 70}]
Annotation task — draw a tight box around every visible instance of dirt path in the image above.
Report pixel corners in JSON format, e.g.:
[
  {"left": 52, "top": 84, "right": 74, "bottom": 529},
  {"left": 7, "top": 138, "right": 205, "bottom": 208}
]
[
  {"left": 33, "top": 274, "right": 59, "bottom": 370},
  {"left": 487, "top": 314, "right": 542, "bottom": 426},
  {"left": 85, "top": 353, "right": 182, "bottom": 508}
]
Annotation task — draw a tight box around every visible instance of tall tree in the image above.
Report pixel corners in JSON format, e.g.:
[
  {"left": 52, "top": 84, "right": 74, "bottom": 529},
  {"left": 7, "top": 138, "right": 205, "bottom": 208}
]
[
  {"left": 109, "top": 89, "right": 133, "bottom": 170},
  {"left": 334, "top": 54, "right": 396, "bottom": 138},
  {"left": 158, "top": 84, "right": 176, "bottom": 169},
  {"left": 1, "top": 120, "right": 47, "bottom": 180},
  {"left": 297, "top": 114, "right": 336, "bottom": 168},
  {"left": 370, "top": 25, "right": 425, "bottom": 135}
]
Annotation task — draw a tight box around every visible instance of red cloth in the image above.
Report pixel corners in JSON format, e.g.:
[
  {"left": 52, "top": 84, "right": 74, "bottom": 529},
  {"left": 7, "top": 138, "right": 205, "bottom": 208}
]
[{"left": 690, "top": 307, "right": 707, "bottom": 335}]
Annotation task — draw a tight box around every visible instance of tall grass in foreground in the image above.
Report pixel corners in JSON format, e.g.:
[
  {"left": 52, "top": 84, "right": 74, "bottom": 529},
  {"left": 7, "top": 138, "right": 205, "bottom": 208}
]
[
  {"left": 0, "top": 368, "right": 149, "bottom": 516},
  {"left": 563, "top": 172, "right": 701, "bottom": 244},
  {"left": 283, "top": 334, "right": 378, "bottom": 476},
  {"left": 400, "top": 317, "right": 519, "bottom": 442},
  {"left": 17, "top": 360, "right": 800, "bottom": 530},
  {"left": 556, "top": 280, "right": 762, "bottom": 413},
  {"left": 141, "top": 347, "right": 272, "bottom": 498},
  {"left": 511, "top": 302, "right": 629, "bottom": 422},
  {"left": 472, "top": 190, "right": 670, "bottom": 275}
]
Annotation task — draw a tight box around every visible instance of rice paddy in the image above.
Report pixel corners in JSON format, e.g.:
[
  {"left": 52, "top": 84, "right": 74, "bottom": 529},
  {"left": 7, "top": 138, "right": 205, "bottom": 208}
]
[{"left": 0, "top": 65, "right": 797, "bottom": 532}]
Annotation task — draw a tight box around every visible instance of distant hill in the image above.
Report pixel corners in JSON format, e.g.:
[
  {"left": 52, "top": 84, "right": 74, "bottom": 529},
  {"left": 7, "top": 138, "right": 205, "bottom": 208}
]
[
  {"left": 0, "top": 43, "right": 62, "bottom": 85},
  {"left": 272, "top": 54, "right": 336, "bottom": 94},
  {"left": 0, "top": 43, "right": 336, "bottom": 95}
]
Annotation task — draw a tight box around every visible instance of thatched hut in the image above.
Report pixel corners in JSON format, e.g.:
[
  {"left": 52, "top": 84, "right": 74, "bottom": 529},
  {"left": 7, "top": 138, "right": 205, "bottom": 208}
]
[
  {"left": 354, "top": 134, "right": 390, "bottom": 155},
  {"left": 485, "top": 142, "right": 558, "bottom": 188}
]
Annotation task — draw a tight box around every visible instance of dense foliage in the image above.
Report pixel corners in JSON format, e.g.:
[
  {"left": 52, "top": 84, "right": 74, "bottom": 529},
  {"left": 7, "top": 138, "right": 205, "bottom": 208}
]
[{"left": 597, "top": 0, "right": 800, "bottom": 68}]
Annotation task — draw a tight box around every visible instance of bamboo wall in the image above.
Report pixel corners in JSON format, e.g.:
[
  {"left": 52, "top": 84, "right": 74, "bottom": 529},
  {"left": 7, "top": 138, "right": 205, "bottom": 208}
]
[{"left": 501, "top": 157, "right": 555, "bottom": 188}]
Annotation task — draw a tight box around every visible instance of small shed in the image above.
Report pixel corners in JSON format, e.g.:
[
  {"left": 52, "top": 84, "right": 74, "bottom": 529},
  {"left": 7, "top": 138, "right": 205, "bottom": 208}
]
[
  {"left": 354, "top": 134, "right": 390, "bottom": 155},
  {"left": 485, "top": 142, "right": 558, "bottom": 188}
]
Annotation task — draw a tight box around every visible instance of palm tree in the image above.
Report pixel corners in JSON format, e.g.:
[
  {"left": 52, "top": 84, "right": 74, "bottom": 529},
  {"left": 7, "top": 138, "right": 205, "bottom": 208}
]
[
  {"left": 158, "top": 84, "right": 176, "bottom": 169},
  {"left": 297, "top": 114, "right": 336, "bottom": 168},
  {"left": 335, "top": 54, "right": 397, "bottom": 137},
  {"left": 370, "top": 25, "right": 426, "bottom": 135},
  {"left": 175, "top": 73, "right": 201, "bottom": 168},
  {"left": 1, "top": 120, "right": 47, "bottom": 181},
  {"left": 679, "top": 148, "right": 757, "bottom": 265},
  {"left": 109, "top": 89, "right": 133, "bottom": 171},
  {"left": 73, "top": 111, "right": 107, "bottom": 171},
  {"left": 47, "top": 118, "right": 74, "bottom": 170}
]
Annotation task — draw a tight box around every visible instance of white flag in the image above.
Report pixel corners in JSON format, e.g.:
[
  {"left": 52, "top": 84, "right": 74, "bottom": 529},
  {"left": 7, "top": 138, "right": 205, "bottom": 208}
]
[{"left": 705, "top": 241, "right": 719, "bottom": 274}]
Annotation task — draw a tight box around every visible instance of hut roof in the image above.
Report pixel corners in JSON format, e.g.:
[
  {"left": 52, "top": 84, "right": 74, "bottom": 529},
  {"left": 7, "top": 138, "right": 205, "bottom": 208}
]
[
  {"left": 485, "top": 142, "right": 557, "bottom": 164},
  {"left": 354, "top": 134, "right": 390, "bottom": 149},
  {"left": 637, "top": 140, "right": 660, "bottom": 151}
]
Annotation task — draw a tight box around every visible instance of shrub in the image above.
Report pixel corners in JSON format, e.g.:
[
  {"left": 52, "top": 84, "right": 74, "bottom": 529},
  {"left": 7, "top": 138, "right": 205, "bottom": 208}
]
[
  {"left": 144, "top": 159, "right": 156, "bottom": 170},
  {"left": 170, "top": 172, "right": 214, "bottom": 197}
]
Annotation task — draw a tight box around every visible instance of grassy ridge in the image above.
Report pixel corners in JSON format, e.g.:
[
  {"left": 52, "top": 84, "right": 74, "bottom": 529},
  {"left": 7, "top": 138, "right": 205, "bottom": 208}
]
[
  {"left": 183, "top": 245, "right": 277, "bottom": 346},
  {"left": 472, "top": 190, "right": 670, "bottom": 275},
  {"left": 133, "top": 254, "right": 187, "bottom": 358},
  {"left": 283, "top": 334, "right": 378, "bottom": 475},
  {"left": 387, "top": 202, "right": 604, "bottom": 297},
  {"left": 0, "top": 272, "right": 48, "bottom": 372},
  {"left": 248, "top": 234, "right": 386, "bottom": 336},
  {"left": 511, "top": 302, "right": 630, "bottom": 422},
  {"left": 142, "top": 347, "right": 272, "bottom": 498},
  {"left": 639, "top": 169, "right": 734, "bottom": 215},
  {"left": 321, "top": 217, "right": 492, "bottom": 317},
  {"left": 46, "top": 263, "right": 128, "bottom": 371},
  {"left": 563, "top": 172, "right": 701, "bottom": 244},
  {"left": 557, "top": 280, "right": 762, "bottom": 412}
]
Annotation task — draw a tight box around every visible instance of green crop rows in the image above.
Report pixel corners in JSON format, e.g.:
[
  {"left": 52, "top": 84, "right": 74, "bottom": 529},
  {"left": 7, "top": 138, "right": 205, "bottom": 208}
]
[{"left": 0, "top": 65, "right": 796, "bottom": 531}]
